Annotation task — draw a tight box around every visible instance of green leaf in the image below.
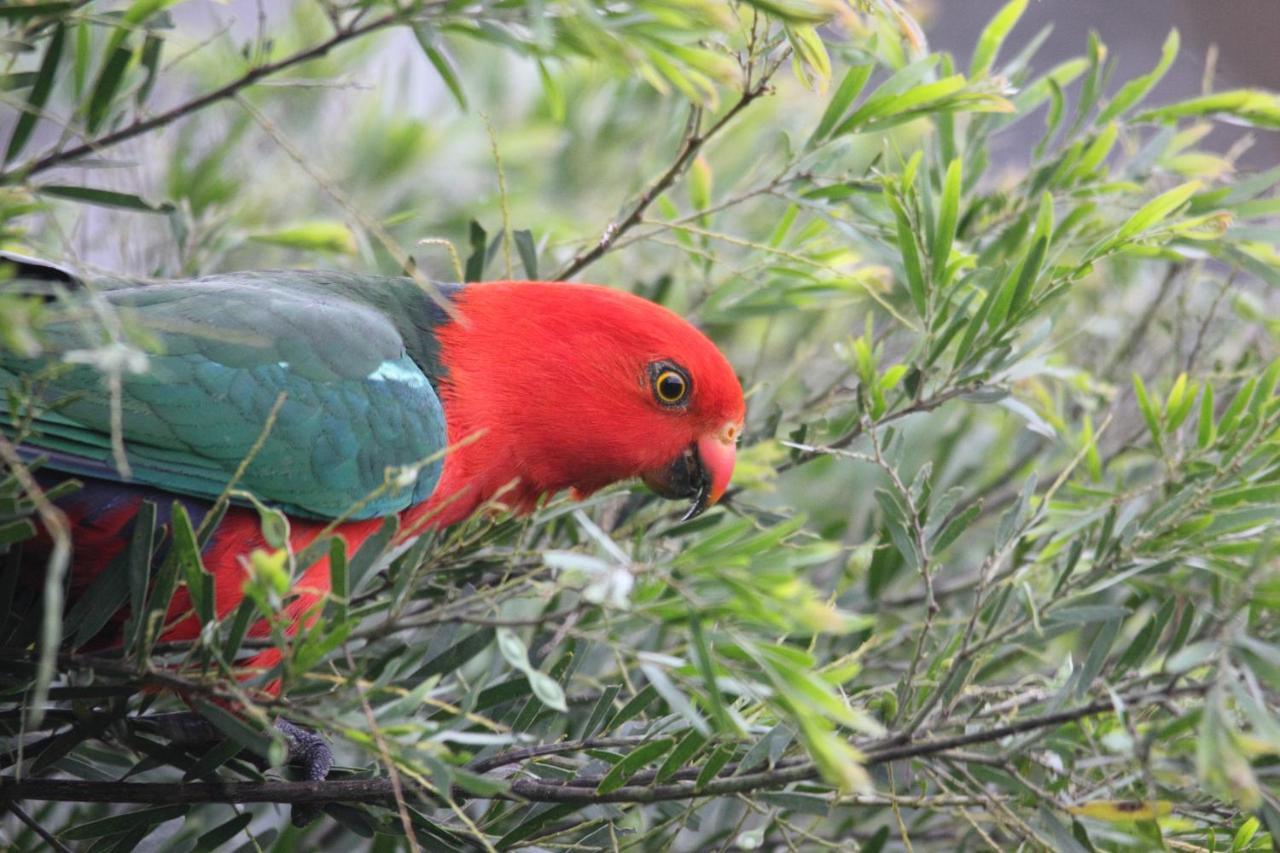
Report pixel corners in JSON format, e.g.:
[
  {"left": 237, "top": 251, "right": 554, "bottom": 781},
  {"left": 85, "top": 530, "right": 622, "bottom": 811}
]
[
  {"left": 192, "top": 701, "right": 279, "bottom": 762},
  {"left": 86, "top": 42, "right": 133, "bottom": 134},
  {"left": 326, "top": 537, "right": 348, "bottom": 622},
  {"left": 596, "top": 738, "right": 675, "bottom": 793},
  {"left": 195, "top": 813, "right": 253, "bottom": 851},
  {"left": 887, "top": 191, "right": 927, "bottom": 317},
  {"left": 1197, "top": 383, "right": 1216, "bottom": 448},
  {"left": 970, "top": 0, "right": 1027, "bottom": 77},
  {"left": 60, "top": 805, "right": 189, "bottom": 840},
  {"left": 0, "top": 2, "right": 77, "bottom": 20},
  {"left": 611, "top": 684, "right": 658, "bottom": 730},
  {"left": 249, "top": 221, "right": 358, "bottom": 255},
  {"left": 1166, "top": 640, "right": 1219, "bottom": 675},
  {"left": 412, "top": 25, "right": 468, "bottom": 111},
  {"left": 36, "top": 184, "right": 174, "bottom": 213},
  {"left": 1133, "top": 373, "right": 1163, "bottom": 448},
  {"left": 464, "top": 219, "right": 487, "bottom": 282},
  {"left": 1113, "top": 180, "right": 1202, "bottom": 247},
  {"left": 809, "top": 64, "right": 873, "bottom": 146},
  {"left": 123, "top": 500, "right": 156, "bottom": 653},
  {"left": 135, "top": 33, "right": 163, "bottom": 107},
  {"left": 640, "top": 662, "right": 709, "bottom": 735},
  {"left": 173, "top": 504, "right": 213, "bottom": 627},
  {"left": 5, "top": 23, "right": 64, "bottom": 164},
  {"left": 513, "top": 228, "right": 538, "bottom": 278},
  {"left": 1071, "top": 618, "right": 1119, "bottom": 698},
  {"left": 1098, "top": 29, "right": 1179, "bottom": 123},
  {"left": 1139, "top": 88, "right": 1280, "bottom": 129},
  {"left": 695, "top": 743, "right": 735, "bottom": 788},
  {"left": 933, "top": 502, "right": 981, "bottom": 551},
  {"left": 0, "top": 518, "right": 36, "bottom": 546},
  {"left": 688, "top": 609, "right": 732, "bottom": 732},
  {"left": 417, "top": 628, "right": 495, "bottom": 681},
  {"left": 527, "top": 670, "right": 568, "bottom": 712},
  {"left": 656, "top": 728, "right": 708, "bottom": 782},
  {"left": 931, "top": 158, "right": 962, "bottom": 282},
  {"left": 786, "top": 25, "right": 831, "bottom": 91},
  {"left": 1006, "top": 235, "right": 1048, "bottom": 320}
]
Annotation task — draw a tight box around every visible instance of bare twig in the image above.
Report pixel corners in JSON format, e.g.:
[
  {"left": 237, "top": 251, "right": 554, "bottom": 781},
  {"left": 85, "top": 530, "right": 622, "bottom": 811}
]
[
  {"left": 6, "top": 803, "right": 74, "bottom": 853},
  {"left": 554, "top": 67, "right": 780, "bottom": 280},
  {"left": 0, "top": 9, "right": 409, "bottom": 183}
]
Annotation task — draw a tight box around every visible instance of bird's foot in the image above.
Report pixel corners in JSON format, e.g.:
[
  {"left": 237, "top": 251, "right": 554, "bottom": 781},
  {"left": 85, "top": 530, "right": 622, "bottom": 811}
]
[
  {"left": 134, "top": 711, "right": 332, "bottom": 777},
  {"left": 272, "top": 717, "right": 332, "bottom": 781},
  {"left": 133, "top": 710, "right": 333, "bottom": 824}
]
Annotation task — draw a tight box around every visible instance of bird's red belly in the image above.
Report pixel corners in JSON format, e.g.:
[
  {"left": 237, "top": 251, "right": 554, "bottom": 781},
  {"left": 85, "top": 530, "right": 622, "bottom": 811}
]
[{"left": 21, "top": 473, "right": 384, "bottom": 682}]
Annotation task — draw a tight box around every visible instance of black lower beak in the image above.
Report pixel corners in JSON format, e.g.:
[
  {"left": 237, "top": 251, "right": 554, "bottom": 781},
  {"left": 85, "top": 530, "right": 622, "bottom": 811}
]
[{"left": 641, "top": 443, "right": 711, "bottom": 521}]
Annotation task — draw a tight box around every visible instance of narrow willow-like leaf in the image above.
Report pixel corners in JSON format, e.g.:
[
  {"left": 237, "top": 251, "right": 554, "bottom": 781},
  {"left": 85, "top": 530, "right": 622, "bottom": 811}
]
[
  {"left": 640, "top": 663, "right": 709, "bottom": 735},
  {"left": 656, "top": 728, "right": 708, "bottom": 782},
  {"left": 0, "top": 2, "right": 76, "bottom": 19},
  {"left": 1133, "top": 373, "right": 1163, "bottom": 448},
  {"left": 1197, "top": 383, "right": 1216, "bottom": 448},
  {"left": 37, "top": 184, "right": 174, "bottom": 213},
  {"left": 412, "top": 24, "right": 468, "bottom": 111},
  {"left": 464, "top": 219, "right": 487, "bottom": 282},
  {"left": 1097, "top": 29, "right": 1179, "bottom": 124},
  {"left": 513, "top": 228, "right": 538, "bottom": 278},
  {"left": 192, "top": 701, "right": 277, "bottom": 761},
  {"left": 173, "top": 504, "right": 213, "bottom": 627},
  {"left": 596, "top": 738, "right": 675, "bottom": 793},
  {"left": 5, "top": 23, "right": 64, "bottom": 164},
  {"left": 60, "top": 805, "right": 189, "bottom": 840},
  {"left": 808, "top": 63, "right": 873, "bottom": 146},
  {"left": 887, "top": 192, "right": 927, "bottom": 317},
  {"left": 931, "top": 158, "right": 962, "bottom": 282},
  {"left": 195, "top": 813, "right": 253, "bottom": 852},
  {"left": 86, "top": 43, "right": 132, "bottom": 134},
  {"left": 970, "top": 0, "right": 1028, "bottom": 77},
  {"left": 688, "top": 609, "right": 732, "bottom": 732}
]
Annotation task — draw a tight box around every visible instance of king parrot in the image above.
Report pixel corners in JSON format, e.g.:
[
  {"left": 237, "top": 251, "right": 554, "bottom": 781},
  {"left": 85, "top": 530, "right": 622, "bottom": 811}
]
[{"left": 0, "top": 252, "right": 745, "bottom": 781}]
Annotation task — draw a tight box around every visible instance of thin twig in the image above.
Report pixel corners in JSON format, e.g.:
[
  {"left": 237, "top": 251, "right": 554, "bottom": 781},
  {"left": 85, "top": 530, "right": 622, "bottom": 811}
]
[
  {"left": 6, "top": 802, "right": 74, "bottom": 853},
  {"left": 0, "top": 433, "right": 70, "bottom": 730},
  {"left": 554, "top": 66, "right": 781, "bottom": 280},
  {"left": 0, "top": 9, "right": 409, "bottom": 183}
]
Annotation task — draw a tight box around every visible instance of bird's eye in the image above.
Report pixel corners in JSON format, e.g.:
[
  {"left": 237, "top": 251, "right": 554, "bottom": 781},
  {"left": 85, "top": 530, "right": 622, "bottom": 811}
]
[{"left": 653, "top": 367, "right": 689, "bottom": 406}]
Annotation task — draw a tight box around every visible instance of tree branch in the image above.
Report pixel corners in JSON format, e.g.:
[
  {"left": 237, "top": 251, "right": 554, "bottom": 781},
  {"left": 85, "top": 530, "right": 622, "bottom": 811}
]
[
  {"left": 0, "top": 683, "right": 1206, "bottom": 808},
  {"left": 0, "top": 10, "right": 406, "bottom": 183},
  {"left": 553, "top": 69, "right": 779, "bottom": 281}
]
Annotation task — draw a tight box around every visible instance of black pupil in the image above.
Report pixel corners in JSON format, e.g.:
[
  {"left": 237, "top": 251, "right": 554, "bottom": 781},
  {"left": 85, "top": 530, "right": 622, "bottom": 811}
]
[{"left": 659, "top": 373, "right": 685, "bottom": 401}]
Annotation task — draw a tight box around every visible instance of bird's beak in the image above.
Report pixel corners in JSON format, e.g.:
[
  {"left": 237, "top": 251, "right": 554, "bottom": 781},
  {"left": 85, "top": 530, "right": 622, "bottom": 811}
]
[{"left": 642, "top": 421, "right": 740, "bottom": 520}]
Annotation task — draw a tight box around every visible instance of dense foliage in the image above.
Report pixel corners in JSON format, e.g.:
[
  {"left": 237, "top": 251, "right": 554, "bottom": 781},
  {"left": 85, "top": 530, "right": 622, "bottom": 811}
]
[{"left": 2, "top": 0, "right": 1280, "bottom": 849}]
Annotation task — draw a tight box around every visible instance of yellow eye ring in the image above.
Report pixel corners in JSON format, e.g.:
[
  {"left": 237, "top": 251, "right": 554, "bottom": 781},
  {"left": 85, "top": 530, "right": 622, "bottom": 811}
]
[{"left": 654, "top": 369, "right": 688, "bottom": 405}]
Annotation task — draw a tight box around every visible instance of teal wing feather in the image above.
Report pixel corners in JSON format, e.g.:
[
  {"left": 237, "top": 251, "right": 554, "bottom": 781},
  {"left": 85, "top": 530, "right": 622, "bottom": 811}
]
[{"left": 0, "top": 270, "right": 450, "bottom": 519}]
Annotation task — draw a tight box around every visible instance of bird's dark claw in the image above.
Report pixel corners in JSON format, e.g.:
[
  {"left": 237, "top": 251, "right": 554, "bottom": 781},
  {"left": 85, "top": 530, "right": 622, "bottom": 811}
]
[
  {"left": 131, "top": 711, "right": 333, "bottom": 824},
  {"left": 273, "top": 718, "right": 332, "bottom": 826},
  {"left": 273, "top": 717, "right": 332, "bottom": 781}
]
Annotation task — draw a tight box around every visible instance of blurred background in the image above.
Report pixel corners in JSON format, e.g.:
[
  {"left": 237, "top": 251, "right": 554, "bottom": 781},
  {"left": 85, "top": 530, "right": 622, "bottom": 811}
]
[
  {"left": 12, "top": 0, "right": 1280, "bottom": 276},
  {"left": 928, "top": 0, "right": 1280, "bottom": 168}
]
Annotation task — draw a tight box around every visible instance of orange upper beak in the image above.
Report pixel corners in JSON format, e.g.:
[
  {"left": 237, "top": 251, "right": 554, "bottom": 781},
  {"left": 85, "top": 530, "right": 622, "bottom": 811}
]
[
  {"left": 697, "top": 422, "right": 739, "bottom": 509},
  {"left": 642, "top": 421, "right": 740, "bottom": 520}
]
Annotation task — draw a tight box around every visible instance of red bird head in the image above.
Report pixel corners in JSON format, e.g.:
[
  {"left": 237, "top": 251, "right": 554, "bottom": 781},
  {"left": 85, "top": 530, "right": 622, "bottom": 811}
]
[{"left": 423, "top": 281, "right": 745, "bottom": 527}]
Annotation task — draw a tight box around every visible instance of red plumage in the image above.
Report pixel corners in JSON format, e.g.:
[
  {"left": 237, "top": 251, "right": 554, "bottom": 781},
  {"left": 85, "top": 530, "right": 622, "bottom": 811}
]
[{"left": 23, "top": 279, "right": 746, "bottom": 686}]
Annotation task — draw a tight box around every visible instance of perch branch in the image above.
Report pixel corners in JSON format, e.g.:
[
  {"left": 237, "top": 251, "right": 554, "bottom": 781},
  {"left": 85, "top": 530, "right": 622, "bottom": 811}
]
[{"left": 0, "top": 683, "right": 1206, "bottom": 807}]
